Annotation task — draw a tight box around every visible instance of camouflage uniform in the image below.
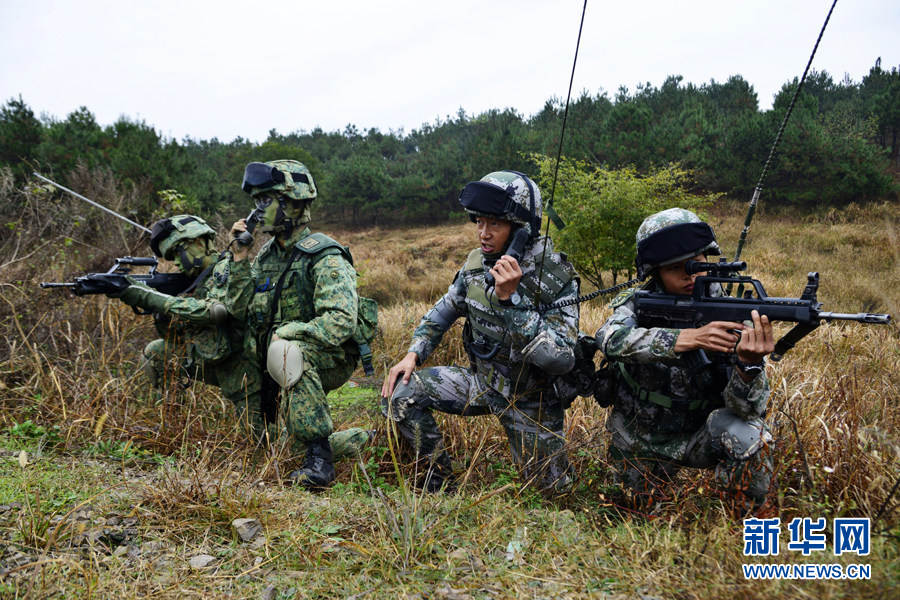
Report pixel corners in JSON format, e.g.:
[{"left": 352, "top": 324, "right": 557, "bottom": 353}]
[
  {"left": 384, "top": 171, "right": 579, "bottom": 493},
  {"left": 119, "top": 218, "right": 366, "bottom": 459},
  {"left": 121, "top": 254, "right": 260, "bottom": 423},
  {"left": 227, "top": 226, "right": 361, "bottom": 452},
  {"left": 596, "top": 208, "right": 774, "bottom": 507},
  {"left": 231, "top": 160, "right": 372, "bottom": 485}
]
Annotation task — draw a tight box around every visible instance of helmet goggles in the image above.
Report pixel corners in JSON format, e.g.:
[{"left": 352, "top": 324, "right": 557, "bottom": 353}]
[
  {"left": 458, "top": 181, "right": 533, "bottom": 225},
  {"left": 241, "top": 162, "right": 310, "bottom": 194},
  {"left": 636, "top": 222, "right": 719, "bottom": 272}
]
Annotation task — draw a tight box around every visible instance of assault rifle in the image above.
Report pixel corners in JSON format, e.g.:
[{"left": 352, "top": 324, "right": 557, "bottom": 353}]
[
  {"left": 41, "top": 257, "right": 192, "bottom": 304},
  {"left": 634, "top": 259, "right": 891, "bottom": 362}
]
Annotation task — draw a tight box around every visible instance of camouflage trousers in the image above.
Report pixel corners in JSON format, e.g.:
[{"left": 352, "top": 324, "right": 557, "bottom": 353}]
[
  {"left": 243, "top": 337, "right": 363, "bottom": 456},
  {"left": 382, "top": 365, "right": 572, "bottom": 493},
  {"left": 607, "top": 407, "right": 774, "bottom": 508},
  {"left": 142, "top": 338, "right": 367, "bottom": 459}
]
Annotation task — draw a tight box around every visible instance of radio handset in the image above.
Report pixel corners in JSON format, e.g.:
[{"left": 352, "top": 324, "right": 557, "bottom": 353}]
[
  {"left": 235, "top": 208, "right": 261, "bottom": 247},
  {"left": 485, "top": 227, "right": 529, "bottom": 288}
]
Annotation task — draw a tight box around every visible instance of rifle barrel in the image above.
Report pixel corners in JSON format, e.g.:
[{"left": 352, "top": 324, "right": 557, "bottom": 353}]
[
  {"left": 39, "top": 282, "right": 75, "bottom": 288},
  {"left": 819, "top": 312, "right": 891, "bottom": 324}
]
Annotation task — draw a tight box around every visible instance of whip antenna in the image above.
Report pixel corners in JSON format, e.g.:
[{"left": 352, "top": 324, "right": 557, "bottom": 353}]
[
  {"left": 33, "top": 172, "right": 151, "bottom": 234},
  {"left": 732, "top": 0, "right": 838, "bottom": 265},
  {"left": 537, "top": 0, "right": 587, "bottom": 285}
]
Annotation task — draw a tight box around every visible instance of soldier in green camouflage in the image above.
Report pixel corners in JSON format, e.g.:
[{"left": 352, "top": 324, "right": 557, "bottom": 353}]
[
  {"left": 381, "top": 171, "right": 580, "bottom": 493},
  {"left": 109, "top": 213, "right": 370, "bottom": 460},
  {"left": 228, "top": 160, "right": 375, "bottom": 488},
  {"left": 595, "top": 208, "right": 776, "bottom": 510}
]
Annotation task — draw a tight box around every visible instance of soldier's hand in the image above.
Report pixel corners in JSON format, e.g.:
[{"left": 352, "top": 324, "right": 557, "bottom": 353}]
[
  {"left": 675, "top": 320, "right": 745, "bottom": 354},
  {"left": 490, "top": 255, "right": 522, "bottom": 301},
  {"left": 230, "top": 219, "right": 249, "bottom": 261},
  {"left": 382, "top": 352, "right": 417, "bottom": 399},
  {"left": 736, "top": 310, "right": 774, "bottom": 365}
]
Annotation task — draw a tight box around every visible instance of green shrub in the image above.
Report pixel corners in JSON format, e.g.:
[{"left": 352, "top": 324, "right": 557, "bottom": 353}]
[{"left": 532, "top": 155, "right": 719, "bottom": 288}]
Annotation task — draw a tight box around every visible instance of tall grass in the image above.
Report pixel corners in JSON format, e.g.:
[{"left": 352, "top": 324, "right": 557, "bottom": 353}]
[{"left": 1, "top": 169, "right": 898, "bottom": 597}]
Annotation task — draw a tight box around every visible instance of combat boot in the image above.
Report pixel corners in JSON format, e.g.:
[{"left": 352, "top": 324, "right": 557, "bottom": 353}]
[
  {"left": 288, "top": 437, "right": 335, "bottom": 489},
  {"left": 421, "top": 452, "right": 456, "bottom": 493}
]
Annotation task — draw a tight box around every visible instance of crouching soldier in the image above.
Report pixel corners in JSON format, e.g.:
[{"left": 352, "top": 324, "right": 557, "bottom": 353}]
[
  {"left": 596, "top": 208, "right": 775, "bottom": 511},
  {"left": 229, "top": 160, "right": 377, "bottom": 489},
  {"left": 381, "top": 170, "right": 580, "bottom": 494},
  {"left": 109, "top": 213, "right": 370, "bottom": 461}
]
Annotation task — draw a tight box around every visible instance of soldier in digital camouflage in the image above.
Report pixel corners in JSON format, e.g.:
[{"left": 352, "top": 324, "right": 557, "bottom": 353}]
[
  {"left": 109, "top": 212, "right": 370, "bottom": 464},
  {"left": 595, "top": 207, "right": 776, "bottom": 511},
  {"left": 381, "top": 170, "right": 580, "bottom": 493},
  {"left": 228, "top": 160, "right": 377, "bottom": 488}
]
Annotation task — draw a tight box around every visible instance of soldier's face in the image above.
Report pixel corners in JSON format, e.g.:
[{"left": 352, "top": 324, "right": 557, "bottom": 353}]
[
  {"left": 658, "top": 254, "right": 706, "bottom": 295},
  {"left": 476, "top": 217, "right": 512, "bottom": 254}
]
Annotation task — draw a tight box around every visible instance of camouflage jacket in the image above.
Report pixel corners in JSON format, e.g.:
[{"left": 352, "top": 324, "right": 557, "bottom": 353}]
[
  {"left": 228, "top": 227, "right": 359, "bottom": 366},
  {"left": 119, "top": 254, "right": 250, "bottom": 364},
  {"left": 408, "top": 237, "right": 579, "bottom": 397},
  {"left": 595, "top": 281, "right": 769, "bottom": 440}
]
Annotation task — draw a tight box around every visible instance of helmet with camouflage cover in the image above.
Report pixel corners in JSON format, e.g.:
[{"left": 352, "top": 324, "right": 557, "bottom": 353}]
[
  {"left": 241, "top": 160, "right": 317, "bottom": 201},
  {"left": 458, "top": 170, "right": 542, "bottom": 235},
  {"left": 635, "top": 207, "right": 721, "bottom": 279},
  {"left": 149, "top": 215, "right": 216, "bottom": 261},
  {"left": 242, "top": 160, "right": 317, "bottom": 235}
]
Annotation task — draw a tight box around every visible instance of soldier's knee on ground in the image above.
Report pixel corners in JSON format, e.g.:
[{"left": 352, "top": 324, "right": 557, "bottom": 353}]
[{"left": 329, "top": 427, "right": 373, "bottom": 460}]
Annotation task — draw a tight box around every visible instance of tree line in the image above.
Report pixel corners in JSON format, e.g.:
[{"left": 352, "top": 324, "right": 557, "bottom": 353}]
[{"left": 1, "top": 60, "right": 897, "bottom": 228}]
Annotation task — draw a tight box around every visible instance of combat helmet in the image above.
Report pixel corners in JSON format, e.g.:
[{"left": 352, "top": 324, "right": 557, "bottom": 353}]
[
  {"left": 635, "top": 207, "right": 721, "bottom": 279},
  {"left": 241, "top": 160, "right": 317, "bottom": 201},
  {"left": 458, "top": 170, "right": 542, "bottom": 236},
  {"left": 242, "top": 160, "right": 317, "bottom": 234},
  {"left": 149, "top": 215, "right": 216, "bottom": 261}
]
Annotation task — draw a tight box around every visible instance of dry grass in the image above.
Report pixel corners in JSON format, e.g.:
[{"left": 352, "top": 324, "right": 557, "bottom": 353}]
[{"left": 0, "top": 168, "right": 898, "bottom": 598}]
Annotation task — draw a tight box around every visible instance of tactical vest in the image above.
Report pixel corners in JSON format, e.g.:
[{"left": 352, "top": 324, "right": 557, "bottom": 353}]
[
  {"left": 459, "top": 246, "right": 575, "bottom": 365},
  {"left": 250, "top": 232, "right": 377, "bottom": 372}
]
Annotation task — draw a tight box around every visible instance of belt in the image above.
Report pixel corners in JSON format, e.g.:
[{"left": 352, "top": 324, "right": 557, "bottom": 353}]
[{"left": 616, "top": 362, "right": 705, "bottom": 411}]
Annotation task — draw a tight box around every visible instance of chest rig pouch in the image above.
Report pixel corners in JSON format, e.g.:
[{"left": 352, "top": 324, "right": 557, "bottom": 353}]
[
  {"left": 460, "top": 247, "right": 575, "bottom": 377},
  {"left": 262, "top": 232, "right": 378, "bottom": 376}
]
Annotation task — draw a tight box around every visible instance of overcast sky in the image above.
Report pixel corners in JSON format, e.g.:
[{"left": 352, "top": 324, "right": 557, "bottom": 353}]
[{"left": 1, "top": 0, "right": 897, "bottom": 143}]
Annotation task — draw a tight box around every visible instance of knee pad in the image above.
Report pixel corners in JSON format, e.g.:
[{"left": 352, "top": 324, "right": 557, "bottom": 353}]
[
  {"left": 141, "top": 339, "right": 166, "bottom": 385},
  {"left": 706, "top": 409, "right": 772, "bottom": 461},
  {"left": 521, "top": 329, "right": 575, "bottom": 375},
  {"left": 267, "top": 339, "right": 305, "bottom": 388},
  {"left": 381, "top": 376, "right": 419, "bottom": 422}
]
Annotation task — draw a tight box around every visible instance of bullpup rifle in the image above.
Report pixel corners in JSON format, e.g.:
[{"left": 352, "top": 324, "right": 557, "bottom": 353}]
[
  {"left": 41, "top": 257, "right": 192, "bottom": 310},
  {"left": 634, "top": 259, "right": 891, "bottom": 362}
]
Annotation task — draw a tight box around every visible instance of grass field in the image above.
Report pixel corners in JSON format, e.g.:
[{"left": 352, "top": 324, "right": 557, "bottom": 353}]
[{"left": 0, "top": 181, "right": 897, "bottom": 598}]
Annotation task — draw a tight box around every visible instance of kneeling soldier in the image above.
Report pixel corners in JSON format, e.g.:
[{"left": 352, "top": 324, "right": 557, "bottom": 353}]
[
  {"left": 110, "top": 213, "right": 370, "bottom": 462},
  {"left": 596, "top": 208, "right": 775, "bottom": 511},
  {"left": 382, "top": 170, "right": 580, "bottom": 493}
]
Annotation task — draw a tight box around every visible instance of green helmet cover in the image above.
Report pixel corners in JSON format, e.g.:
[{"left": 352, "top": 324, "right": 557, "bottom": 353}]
[
  {"left": 246, "top": 160, "right": 317, "bottom": 201},
  {"left": 150, "top": 215, "right": 216, "bottom": 260},
  {"left": 462, "top": 170, "right": 542, "bottom": 231}
]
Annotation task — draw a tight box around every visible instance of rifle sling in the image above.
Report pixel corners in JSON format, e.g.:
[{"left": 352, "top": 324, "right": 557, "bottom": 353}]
[
  {"left": 259, "top": 246, "right": 303, "bottom": 423},
  {"left": 616, "top": 362, "right": 705, "bottom": 411},
  {"left": 771, "top": 321, "right": 820, "bottom": 362}
]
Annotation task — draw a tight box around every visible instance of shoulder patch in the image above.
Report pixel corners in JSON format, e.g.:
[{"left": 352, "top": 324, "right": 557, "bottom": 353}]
[
  {"left": 609, "top": 288, "right": 636, "bottom": 309},
  {"left": 295, "top": 232, "right": 353, "bottom": 265}
]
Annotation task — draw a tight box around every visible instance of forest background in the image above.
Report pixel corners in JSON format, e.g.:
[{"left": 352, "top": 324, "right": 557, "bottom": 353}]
[{"left": 1, "top": 61, "right": 898, "bottom": 231}]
